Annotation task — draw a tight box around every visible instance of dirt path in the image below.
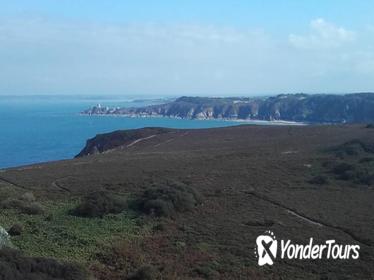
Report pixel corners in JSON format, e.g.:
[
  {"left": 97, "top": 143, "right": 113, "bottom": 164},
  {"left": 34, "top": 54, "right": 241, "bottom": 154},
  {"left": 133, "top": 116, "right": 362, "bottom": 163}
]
[
  {"left": 153, "top": 138, "right": 175, "bottom": 148},
  {"left": 0, "top": 176, "right": 29, "bottom": 191},
  {"left": 286, "top": 210, "right": 323, "bottom": 227},
  {"left": 51, "top": 177, "right": 75, "bottom": 193},
  {"left": 127, "top": 135, "right": 157, "bottom": 147},
  {"left": 248, "top": 191, "right": 372, "bottom": 247},
  {"left": 51, "top": 181, "right": 71, "bottom": 193}
]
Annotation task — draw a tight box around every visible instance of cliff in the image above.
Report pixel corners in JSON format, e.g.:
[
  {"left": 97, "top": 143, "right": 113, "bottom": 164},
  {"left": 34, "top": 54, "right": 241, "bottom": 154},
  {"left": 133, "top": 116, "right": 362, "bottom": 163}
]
[
  {"left": 75, "top": 127, "right": 174, "bottom": 157},
  {"left": 82, "top": 93, "right": 374, "bottom": 123}
]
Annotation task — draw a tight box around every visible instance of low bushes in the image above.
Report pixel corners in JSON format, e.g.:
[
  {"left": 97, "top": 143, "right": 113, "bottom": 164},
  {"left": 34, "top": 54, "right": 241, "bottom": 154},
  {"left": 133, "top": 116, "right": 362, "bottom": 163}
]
[
  {"left": 309, "top": 175, "right": 329, "bottom": 185},
  {"left": 0, "top": 248, "right": 87, "bottom": 280},
  {"left": 70, "top": 191, "right": 127, "bottom": 218},
  {"left": 131, "top": 183, "right": 202, "bottom": 217},
  {"left": 0, "top": 192, "right": 44, "bottom": 215},
  {"left": 93, "top": 239, "right": 147, "bottom": 279},
  {"left": 330, "top": 161, "right": 373, "bottom": 185},
  {"left": 127, "top": 265, "right": 156, "bottom": 280},
  {"left": 8, "top": 224, "right": 23, "bottom": 237},
  {"left": 359, "top": 157, "right": 374, "bottom": 163},
  {"left": 332, "top": 162, "right": 355, "bottom": 176},
  {"left": 330, "top": 139, "right": 374, "bottom": 158},
  {"left": 319, "top": 138, "right": 374, "bottom": 186}
]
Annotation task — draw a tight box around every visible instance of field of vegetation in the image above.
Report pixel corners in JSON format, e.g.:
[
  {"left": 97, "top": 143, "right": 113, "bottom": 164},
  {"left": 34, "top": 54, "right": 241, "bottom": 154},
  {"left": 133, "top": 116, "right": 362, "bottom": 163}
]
[{"left": 1, "top": 124, "right": 374, "bottom": 279}]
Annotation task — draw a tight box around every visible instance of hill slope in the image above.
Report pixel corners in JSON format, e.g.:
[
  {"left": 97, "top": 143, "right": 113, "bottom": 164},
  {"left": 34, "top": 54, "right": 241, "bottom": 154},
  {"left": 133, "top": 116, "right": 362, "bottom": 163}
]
[{"left": 1, "top": 124, "right": 374, "bottom": 279}]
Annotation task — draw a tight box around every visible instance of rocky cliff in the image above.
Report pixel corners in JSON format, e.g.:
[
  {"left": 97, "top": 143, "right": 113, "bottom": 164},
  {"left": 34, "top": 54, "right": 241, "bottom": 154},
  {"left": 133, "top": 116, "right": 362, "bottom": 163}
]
[
  {"left": 82, "top": 93, "right": 374, "bottom": 123},
  {"left": 75, "top": 127, "right": 174, "bottom": 157}
]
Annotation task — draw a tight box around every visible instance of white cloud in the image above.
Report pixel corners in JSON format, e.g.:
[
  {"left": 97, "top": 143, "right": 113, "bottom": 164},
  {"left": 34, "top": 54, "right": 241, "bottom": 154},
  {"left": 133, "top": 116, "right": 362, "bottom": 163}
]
[
  {"left": 0, "top": 17, "right": 373, "bottom": 95},
  {"left": 0, "top": 18, "right": 275, "bottom": 95},
  {"left": 289, "top": 18, "right": 355, "bottom": 49}
]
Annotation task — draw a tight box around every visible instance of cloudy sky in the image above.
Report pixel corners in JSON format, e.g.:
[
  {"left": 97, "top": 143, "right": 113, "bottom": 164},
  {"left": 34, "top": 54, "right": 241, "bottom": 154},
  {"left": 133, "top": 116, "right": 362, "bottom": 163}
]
[{"left": 0, "top": 1, "right": 374, "bottom": 96}]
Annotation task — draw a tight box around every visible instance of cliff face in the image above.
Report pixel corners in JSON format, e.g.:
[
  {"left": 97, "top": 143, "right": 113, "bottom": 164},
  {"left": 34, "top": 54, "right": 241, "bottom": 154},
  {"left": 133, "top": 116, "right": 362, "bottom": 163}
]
[
  {"left": 82, "top": 93, "right": 374, "bottom": 123},
  {"left": 75, "top": 127, "right": 174, "bottom": 157}
]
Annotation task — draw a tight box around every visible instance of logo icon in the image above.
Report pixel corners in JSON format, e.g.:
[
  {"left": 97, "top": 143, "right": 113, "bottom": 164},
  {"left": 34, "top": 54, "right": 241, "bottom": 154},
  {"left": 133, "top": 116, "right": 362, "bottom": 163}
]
[
  {"left": 256, "top": 231, "right": 277, "bottom": 266},
  {"left": 255, "top": 231, "right": 360, "bottom": 266}
]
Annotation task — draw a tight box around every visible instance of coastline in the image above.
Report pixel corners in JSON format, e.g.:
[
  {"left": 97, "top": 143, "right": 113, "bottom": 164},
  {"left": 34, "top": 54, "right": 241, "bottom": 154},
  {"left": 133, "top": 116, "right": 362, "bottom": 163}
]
[{"left": 79, "top": 113, "right": 308, "bottom": 126}]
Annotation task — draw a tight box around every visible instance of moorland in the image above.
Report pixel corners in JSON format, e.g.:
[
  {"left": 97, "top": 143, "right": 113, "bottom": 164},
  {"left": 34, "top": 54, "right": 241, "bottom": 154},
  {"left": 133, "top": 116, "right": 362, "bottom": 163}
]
[{"left": 1, "top": 124, "right": 374, "bottom": 279}]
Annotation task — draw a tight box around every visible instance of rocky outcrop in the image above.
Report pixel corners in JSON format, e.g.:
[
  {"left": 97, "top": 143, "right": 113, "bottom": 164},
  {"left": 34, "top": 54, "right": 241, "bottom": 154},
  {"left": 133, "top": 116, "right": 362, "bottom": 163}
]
[
  {"left": 75, "top": 127, "right": 174, "bottom": 157},
  {"left": 0, "top": 226, "right": 12, "bottom": 249},
  {"left": 82, "top": 93, "right": 374, "bottom": 123}
]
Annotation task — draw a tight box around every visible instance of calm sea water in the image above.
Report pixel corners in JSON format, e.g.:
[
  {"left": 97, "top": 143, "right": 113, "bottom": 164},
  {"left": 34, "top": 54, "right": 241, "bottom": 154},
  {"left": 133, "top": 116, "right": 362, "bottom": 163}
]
[{"left": 0, "top": 96, "right": 244, "bottom": 169}]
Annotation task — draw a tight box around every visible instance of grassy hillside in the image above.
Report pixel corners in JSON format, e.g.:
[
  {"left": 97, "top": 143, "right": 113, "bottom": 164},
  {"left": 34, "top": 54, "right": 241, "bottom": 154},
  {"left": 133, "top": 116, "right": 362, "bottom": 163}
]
[{"left": 1, "top": 124, "right": 374, "bottom": 279}]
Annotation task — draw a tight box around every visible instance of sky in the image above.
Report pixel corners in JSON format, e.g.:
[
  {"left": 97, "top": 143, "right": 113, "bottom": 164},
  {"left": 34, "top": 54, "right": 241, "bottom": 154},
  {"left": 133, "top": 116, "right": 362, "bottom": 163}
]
[{"left": 0, "top": 1, "right": 374, "bottom": 96}]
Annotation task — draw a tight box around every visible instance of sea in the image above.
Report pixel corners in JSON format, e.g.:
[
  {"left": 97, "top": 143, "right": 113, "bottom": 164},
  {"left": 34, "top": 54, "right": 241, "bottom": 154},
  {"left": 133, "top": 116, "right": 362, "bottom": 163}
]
[{"left": 0, "top": 96, "right": 246, "bottom": 169}]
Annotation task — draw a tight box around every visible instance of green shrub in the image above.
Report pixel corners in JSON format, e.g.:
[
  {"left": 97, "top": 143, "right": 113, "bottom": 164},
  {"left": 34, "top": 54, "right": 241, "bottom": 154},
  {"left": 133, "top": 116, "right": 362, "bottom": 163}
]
[
  {"left": 142, "top": 199, "right": 174, "bottom": 217},
  {"left": 8, "top": 224, "right": 23, "bottom": 236},
  {"left": 0, "top": 192, "right": 44, "bottom": 215},
  {"left": 332, "top": 162, "right": 355, "bottom": 175},
  {"left": 21, "top": 202, "right": 44, "bottom": 215},
  {"left": 366, "top": 124, "right": 374, "bottom": 129},
  {"left": 309, "top": 175, "right": 329, "bottom": 185},
  {"left": 20, "top": 192, "right": 36, "bottom": 202},
  {"left": 359, "top": 157, "right": 374, "bottom": 163},
  {"left": 131, "top": 183, "right": 202, "bottom": 217},
  {"left": 330, "top": 161, "right": 373, "bottom": 185},
  {"left": 70, "top": 191, "right": 127, "bottom": 218},
  {"left": 0, "top": 248, "right": 87, "bottom": 280},
  {"left": 330, "top": 139, "right": 374, "bottom": 157},
  {"left": 127, "top": 265, "right": 156, "bottom": 280}
]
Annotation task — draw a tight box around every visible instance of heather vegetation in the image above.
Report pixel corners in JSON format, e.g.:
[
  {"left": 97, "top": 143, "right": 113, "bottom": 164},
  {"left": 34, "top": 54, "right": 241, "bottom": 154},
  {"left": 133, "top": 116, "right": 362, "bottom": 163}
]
[
  {"left": 1, "top": 125, "right": 374, "bottom": 279},
  {"left": 0, "top": 248, "right": 87, "bottom": 280}
]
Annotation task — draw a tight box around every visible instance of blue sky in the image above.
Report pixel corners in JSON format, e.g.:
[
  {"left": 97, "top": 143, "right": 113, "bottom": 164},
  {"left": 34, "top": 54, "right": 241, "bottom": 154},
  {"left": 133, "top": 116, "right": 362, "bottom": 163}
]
[{"left": 0, "top": 1, "right": 374, "bottom": 96}]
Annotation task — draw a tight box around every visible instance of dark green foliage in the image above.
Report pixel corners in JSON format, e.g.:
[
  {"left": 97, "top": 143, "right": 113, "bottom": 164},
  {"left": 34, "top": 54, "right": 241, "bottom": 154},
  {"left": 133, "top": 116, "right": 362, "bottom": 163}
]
[
  {"left": 71, "top": 191, "right": 127, "bottom": 218},
  {"left": 340, "top": 168, "right": 366, "bottom": 182},
  {"left": 331, "top": 162, "right": 361, "bottom": 181},
  {"left": 0, "top": 193, "right": 44, "bottom": 215},
  {"left": 131, "top": 183, "right": 202, "bottom": 217},
  {"left": 359, "top": 174, "right": 374, "bottom": 185},
  {"left": 0, "top": 248, "right": 87, "bottom": 280},
  {"left": 359, "top": 157, "right": 374, "bottom": 163},
  {"left": 323, "top": 139, "right": 374, "bottom": 185},
  {"left": 152, "top": 222, "right": 166, "bottom": 232},
  {"left": 309, "top": 175, "right": 329, "bottom": 185},
  {"left": 21, "top": 202, "right": 45, "bottom": 215},
  {"left": 1, "top": 200, "right": 139, "bottom": 264},
  {"left": 330, "top": 139, "right": 374, "bottom": 158},
  {"left": 142, "top": 199, "right": 174, "bottom": 217},
  {"left": 366, "top": 124, "right": 374, "bottom": 128},
  {"left": 330, "top": 161, "right": 374, "bottom": 185},
  {"left": 193, "top": 261, "right": 220, "bottom": 279},
  {"left": 127, "top": 265, "right": 156, "bottom": 280},
  {"left": 332, "top": 163, "right": 355, "bottom": 176},
  {"left": 8, "top": 224, "right": 23, "bottom": 236}
]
